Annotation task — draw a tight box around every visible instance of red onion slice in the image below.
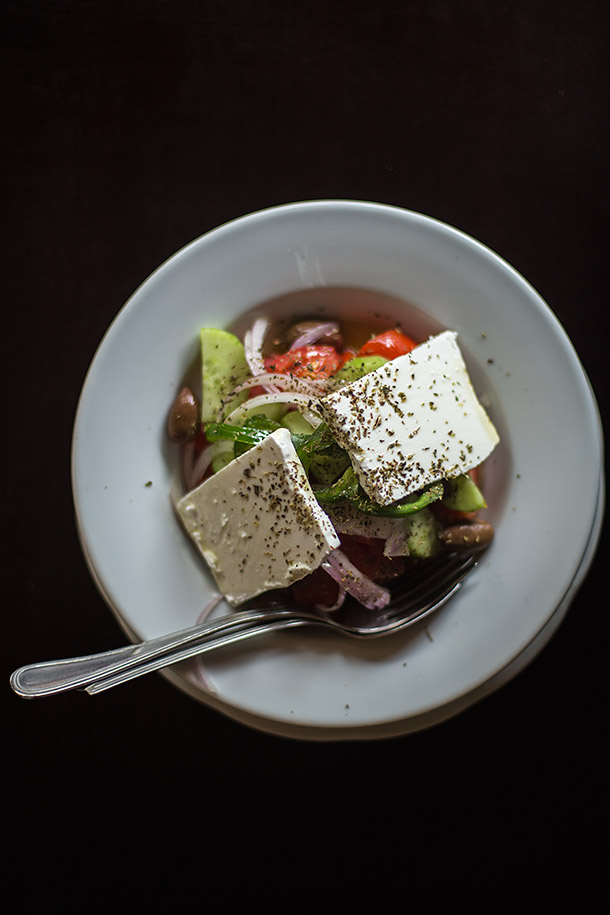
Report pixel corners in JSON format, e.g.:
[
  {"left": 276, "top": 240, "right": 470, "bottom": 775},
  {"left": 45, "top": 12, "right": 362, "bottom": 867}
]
[
  {"left": 224, "top": 391, "right": 323, "bottom": 427},
  {"left": 192, "top": 593, "right": 225, "bottom": 693},
  {"left": 289, "top": 322, "right": 341, "bottom": 350},
  {"left": 382, "top": 529, "right": 411, "bottom": 557},
  {"left": 244, "top": 318, "right": 272, "bottom": 379},
  {"left": 196, "top": 593, "right": 224, "bottom": 623},
  {"left": 187, "top": 440, "right": 234, "bottom": 490},
  {"left": 217, "top": 372, "right": 328, "bottom": 420},
  {"left": 316, "top": 585, "right": 347, "bottom": 613},
  {"left": 322, "top": 549, "right": 391, "bottom": 610}
]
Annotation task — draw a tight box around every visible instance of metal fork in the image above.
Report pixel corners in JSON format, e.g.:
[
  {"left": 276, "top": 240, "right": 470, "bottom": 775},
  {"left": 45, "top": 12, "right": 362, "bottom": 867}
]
[{"left": 10, "top": 554, "right": 477, "bottom": 698}]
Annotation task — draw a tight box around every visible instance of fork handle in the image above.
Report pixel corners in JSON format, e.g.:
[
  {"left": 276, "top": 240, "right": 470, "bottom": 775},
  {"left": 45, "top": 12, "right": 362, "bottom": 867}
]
[
  {"left": 84, "top": 617, "right": 309, "bottom": 694},
  {"left": 9, "top": 607, "right": 307, "bottom": 698}
]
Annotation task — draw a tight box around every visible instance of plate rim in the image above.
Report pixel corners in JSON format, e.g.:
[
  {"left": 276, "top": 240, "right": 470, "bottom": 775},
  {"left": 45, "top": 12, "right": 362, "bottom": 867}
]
[{"left": 70, "top": 200, "right": 606, "bottom": 732}]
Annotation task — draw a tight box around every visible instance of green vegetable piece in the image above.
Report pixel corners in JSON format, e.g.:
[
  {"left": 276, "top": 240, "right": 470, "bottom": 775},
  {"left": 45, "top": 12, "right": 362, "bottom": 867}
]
[
  {"left": 352, "top": 479, "right": 445, "bottom": 517},
  {"left": 200, "top": 328, "right": 250, "bottom": 423},
  {"left": 314, "top": 466, "right": 361, "bottom": 503},
  {"left": 329, "top": 354, "right": 388, "bottom": 389},
  {"left": 281, "top": 411, "right": 315, "bottom": 436},
  {"left": 294, "top": 422, "right": 337, "bottom": 473},
  {"left": 403, "top": 509, "right": 441, "bottom": 558},
  {"left": 247, "top": 402, "right": 287, "bottom": 422},
  {"left": 442, "top": 473, "right": 487, "bottom": 512},
  {"left": 314, "top": 468, "right": 444, "bottom": 517},
  {"left": 233, "top": 415, "right": 281, "bottom": 457},
  {"left": 211, "top": 452, "right": 234, "bottom": 474},
  {"left": 204, "top": 415, "right": 312, "bottom": 471},
  {"left": 204, "top": 420, "right": 271, "bottom": 448},
  {"left": 287, "top": 419, "right": 350, "bottom": 484},
  {"left": 309, "top": 450, "right": 351, "bottom": 485}
]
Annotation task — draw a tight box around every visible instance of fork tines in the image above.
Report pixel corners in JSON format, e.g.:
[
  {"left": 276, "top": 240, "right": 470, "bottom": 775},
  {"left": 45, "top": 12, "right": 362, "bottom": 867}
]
[{"left": 384, "top": 553, "right": 478, "bottom": 621}]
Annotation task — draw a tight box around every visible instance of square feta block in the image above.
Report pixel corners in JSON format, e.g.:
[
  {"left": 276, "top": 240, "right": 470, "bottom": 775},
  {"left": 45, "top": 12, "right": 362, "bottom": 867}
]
[
  {"left": 318, "top": 331, "right": 500, "bottom": 506},
  {"left": 175, "top": 428, "right": 340, "bottom": 605}
]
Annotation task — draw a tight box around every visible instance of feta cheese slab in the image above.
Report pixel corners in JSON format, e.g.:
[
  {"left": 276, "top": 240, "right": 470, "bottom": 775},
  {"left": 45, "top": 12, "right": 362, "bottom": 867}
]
[
  {"left": 175, "top": 427, "right": 340, "bottom": 605},
  {"left": 318, "top": 330, "right": 500, "bottom": 506}
]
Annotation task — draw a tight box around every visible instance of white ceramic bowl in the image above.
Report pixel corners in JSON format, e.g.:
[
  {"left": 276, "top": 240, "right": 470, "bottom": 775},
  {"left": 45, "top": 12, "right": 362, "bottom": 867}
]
[{"left": 72, "top": 200, "right": 604, "bottom": 739}]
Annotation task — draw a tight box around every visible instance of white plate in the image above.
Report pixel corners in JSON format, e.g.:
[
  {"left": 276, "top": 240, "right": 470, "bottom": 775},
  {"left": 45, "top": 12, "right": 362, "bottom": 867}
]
[
  {"left": 72, "top": 201, "right": 604, "bottom": 736},
  {"left": 155, "top": 466, "right": 604, "bottom": 740}
]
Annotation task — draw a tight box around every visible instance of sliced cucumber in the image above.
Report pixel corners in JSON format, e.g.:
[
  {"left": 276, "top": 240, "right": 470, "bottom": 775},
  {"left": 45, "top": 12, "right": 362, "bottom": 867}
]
[
  {"left": 281, "top": 411, "right": 315, "bottom": 436},
  {"left": 200, "top": 328, "right": 250, "bottom": 422},
  {"left": 442, "top": 473, "right": 487, "bottom": 512},
  {"left": 329, "top": 354, "right": 388, "bottom": 389},
  {"left": 404, "top": 508, "right": 441, "bottom": 559},
  {"left": 211, "top": 451, "right": 234, "bottom": 474},
  {"left": 249, "top": 402, "right": 287, "bottom": 422}
]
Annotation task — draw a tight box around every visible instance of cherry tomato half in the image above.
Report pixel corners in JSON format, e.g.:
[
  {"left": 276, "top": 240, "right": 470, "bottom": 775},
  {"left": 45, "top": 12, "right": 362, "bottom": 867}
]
[
  {"left": 265, "top": 345, "right": 344, "bottom": 379},
  {"left": 357, "top": 330, "right": 417, "bottom": 360}
]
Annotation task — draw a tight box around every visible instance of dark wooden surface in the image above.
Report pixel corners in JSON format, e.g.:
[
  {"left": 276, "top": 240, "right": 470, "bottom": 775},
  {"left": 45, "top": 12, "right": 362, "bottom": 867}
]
[{"left": 5, "top": 1, "right": 608, "bottom": 903}]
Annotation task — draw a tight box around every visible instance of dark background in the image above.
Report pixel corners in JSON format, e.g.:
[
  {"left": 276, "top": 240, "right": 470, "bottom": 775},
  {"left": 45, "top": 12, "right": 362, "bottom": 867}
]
[{"left": 4, "top": 0, "right": 608, "bottom": 904}]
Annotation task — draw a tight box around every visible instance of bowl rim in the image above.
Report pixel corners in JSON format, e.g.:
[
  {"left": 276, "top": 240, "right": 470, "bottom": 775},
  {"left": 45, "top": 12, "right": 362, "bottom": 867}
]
[{"left": 71, "top": 199, "right": 605, "bottom": 733}]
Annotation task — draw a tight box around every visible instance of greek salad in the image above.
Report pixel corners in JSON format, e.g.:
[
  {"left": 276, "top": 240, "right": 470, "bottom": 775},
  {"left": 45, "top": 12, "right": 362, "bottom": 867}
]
[{"left": 168, "top": 315, "right": 499, "bottom": 611}]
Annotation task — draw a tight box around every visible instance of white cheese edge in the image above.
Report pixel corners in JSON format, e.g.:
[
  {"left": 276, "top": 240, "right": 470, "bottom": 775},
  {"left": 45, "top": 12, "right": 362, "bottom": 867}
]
[
  {"left": 174, "top": 427, "right": 340, "bottom": 605},
  {"left": 318, "top": 330, "right": 500, "bottom": 505}
]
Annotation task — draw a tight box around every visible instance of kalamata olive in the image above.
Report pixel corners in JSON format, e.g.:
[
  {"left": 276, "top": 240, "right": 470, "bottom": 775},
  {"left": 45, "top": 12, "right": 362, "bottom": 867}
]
[
  {"left": 168, "top": 385, "right": 200, "bottom": 442},
  {"left": 438, "top": 520, "right": 495, "bottom": 552},
  {"left": 286, "top": 320, "right": 343, "bottom": 349}
]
